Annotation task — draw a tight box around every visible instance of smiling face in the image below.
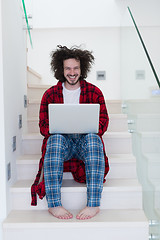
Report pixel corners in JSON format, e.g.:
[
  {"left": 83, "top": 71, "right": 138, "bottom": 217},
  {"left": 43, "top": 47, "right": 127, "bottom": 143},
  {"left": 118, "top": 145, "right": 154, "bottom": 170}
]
[{"left": 63, "top": 58, "right": 81, "bottom": 90}]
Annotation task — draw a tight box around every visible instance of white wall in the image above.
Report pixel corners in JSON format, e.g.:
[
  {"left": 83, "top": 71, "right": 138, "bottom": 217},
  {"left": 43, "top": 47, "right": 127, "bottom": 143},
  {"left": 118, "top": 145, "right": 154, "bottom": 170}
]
[
  {"left": 0, "top": 0, "right": 27, "bottom": 237},
  {"left": 0, "top": 1, "right": 6, "bottom": 239},
  {"left": 120, "top": 0, "right": 160, "bottom": 27},
  {"left": 27, "top": 27, "right": 121, "bottom": 99},
  {"left": 25, "top": 0, "right": 160, "bottom": 28},
  {"left": 120, "top": 26, "right": 160, "bottom": 99},
  {"left": 25, "top": 0, "right": 122, "bottom": 28},
  {"left": 26, "top": 0, "right": 160, "bottom": 100},
  {"left": 27, "top": 25, "right": 160, "bottom": 100}
]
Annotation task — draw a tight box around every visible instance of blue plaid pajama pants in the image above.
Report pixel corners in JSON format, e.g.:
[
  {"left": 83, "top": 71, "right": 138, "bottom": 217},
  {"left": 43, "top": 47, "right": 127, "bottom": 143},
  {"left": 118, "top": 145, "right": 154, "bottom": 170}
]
[{"left": 44, "top": 133, "right": 105, "bottom": 208}]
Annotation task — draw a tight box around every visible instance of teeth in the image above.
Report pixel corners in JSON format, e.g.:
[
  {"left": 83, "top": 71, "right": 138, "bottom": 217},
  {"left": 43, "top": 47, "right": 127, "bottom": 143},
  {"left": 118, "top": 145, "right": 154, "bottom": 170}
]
[{"left": 69, "top": 75, "right": 76, "bottom": 79}]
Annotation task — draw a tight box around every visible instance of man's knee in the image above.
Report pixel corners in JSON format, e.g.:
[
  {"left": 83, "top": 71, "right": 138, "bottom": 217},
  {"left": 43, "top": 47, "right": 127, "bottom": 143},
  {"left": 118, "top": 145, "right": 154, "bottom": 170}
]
[
  {"left": 85, "top": 133, "right": 102, "bottom": 147},
  {"left": 84, "top": 134, "right": 105, "bottom": 167},
  {"left": 48, "top": 134, "right": 65, "bottom": 142},
  {"left": 47, "top": 134, "right": 66, "bottom": 149}
]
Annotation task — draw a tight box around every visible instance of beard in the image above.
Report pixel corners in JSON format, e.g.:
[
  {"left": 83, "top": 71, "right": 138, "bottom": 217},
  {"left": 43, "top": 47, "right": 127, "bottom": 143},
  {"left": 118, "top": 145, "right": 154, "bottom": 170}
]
[
  {"left": 65, "top": 74, "right": 80, "bottom": 86},
  {"left": 65, "top": 79, "right": 80, "bottom": 86}
]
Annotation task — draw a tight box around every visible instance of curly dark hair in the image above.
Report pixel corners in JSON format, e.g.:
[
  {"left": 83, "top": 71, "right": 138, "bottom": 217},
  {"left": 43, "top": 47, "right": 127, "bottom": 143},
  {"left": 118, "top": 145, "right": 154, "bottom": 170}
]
[{"left": 50, "top": 45, "right": 95, "bottom": 82}]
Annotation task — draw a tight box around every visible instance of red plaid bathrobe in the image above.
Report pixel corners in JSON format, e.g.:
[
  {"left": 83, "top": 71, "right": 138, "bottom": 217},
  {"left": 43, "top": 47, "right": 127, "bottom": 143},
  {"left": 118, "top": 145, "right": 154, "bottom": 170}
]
[{"left": 31, "top": 79, "right": 109, "bottom": 206}]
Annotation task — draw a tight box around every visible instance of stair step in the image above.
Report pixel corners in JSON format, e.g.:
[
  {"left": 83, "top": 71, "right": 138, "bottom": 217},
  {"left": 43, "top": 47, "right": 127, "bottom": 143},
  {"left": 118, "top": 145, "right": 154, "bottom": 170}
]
[
  {"left": 148, "top": 178, "right": 160, "bottom": 211},
  {"left": 11, "top": 179, "right": 143, "bottom": 210},
  {"left": 16, "top": 153, "right": 137, "bottom": 180},
  {"left": 27, "top": 84, "right": 52, "bottom": 100},
  {"left": 27, "top": 100, "right": 40, "bottom": 118},
  {"left": 3, "top": 209, "right": 148, "bottom": 240},
  {"left": 140, "top": 132, "right": 160, "bottom": 153},
  {"left": 147, "top": 178, "right": 160, "bottom": 213},
  {"left": 156, "top": 209, "right": 160, "bottom": 218},
  {"left": 27, "top": 86, "right": 122, "bottom": 114},
  {"left": 22, "top": 132, "right": 133, "bottom": 155},
  {"left": 106, "top": 100, "right": 122, "bottom": 114},
  {"left": 103, "top": 132, "right": 132, "bottom": 154},
  {"left": 127, "top": 114, "right": 160, "bottom": 132},
  {"left": 27, "top": 114, "right": 129, "bottom": 133},
  {"left": 27, "top": 99, "right": 123, "bottom": 119},
  {"left": 122, "top": 99, "right": 160, "bottom": 114},
  {"left": 145, "top": 153, "right": 160, "bottom": 180},
  {"left": 27, "top": 67, "right": 42, "bottom": 79},
  {"left": 27, "top": 67, "right": 42, "bottom": 85},
  {"left": 28, "top": 83, "right": 51, "bottom": 89},
  {"left": 108, "top": 114, "right": 128, "bottom": 131}
]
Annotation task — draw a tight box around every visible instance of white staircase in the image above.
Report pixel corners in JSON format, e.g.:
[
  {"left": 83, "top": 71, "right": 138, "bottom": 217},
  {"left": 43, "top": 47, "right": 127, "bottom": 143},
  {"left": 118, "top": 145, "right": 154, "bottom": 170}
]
[
  {"left": 123, "top": 99, "right": 160, "bottom": 222},
  {"left": 3, "top": 81, "right": 149, "bottom": 240}
]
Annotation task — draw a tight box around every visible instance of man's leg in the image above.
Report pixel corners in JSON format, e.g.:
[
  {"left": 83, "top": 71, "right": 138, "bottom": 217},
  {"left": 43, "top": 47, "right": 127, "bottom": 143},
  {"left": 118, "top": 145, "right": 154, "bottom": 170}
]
[
  {"left": 76, "top": 133, "right": 105, "bottom": 220},
  {"left": 44, "top": 134, "right": 73, "bottom": 219}
]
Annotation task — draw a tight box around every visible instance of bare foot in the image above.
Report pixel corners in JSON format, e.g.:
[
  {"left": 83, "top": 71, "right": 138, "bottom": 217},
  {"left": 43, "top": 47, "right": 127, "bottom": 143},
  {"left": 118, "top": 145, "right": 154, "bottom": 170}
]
[
  {"left": 76, "top": 207, "right": 100, "bottom": 220},
  {"left": 48, "top": 206, "right": 73, "bottom": 219}
]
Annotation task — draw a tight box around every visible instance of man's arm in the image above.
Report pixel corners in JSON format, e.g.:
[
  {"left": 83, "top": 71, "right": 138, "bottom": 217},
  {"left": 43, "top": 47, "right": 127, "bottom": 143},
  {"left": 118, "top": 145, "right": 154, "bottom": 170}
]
[
  {"left": 39, "top": 91, "right": 50, "bottom": 138},
  {"left": 97, "top": 90, "right": 109, "bottom": 137}
]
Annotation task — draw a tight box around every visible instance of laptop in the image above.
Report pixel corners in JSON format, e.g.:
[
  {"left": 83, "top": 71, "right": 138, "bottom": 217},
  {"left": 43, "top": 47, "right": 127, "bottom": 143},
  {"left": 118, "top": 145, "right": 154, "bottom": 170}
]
[{"left": 48, "top": 104, "right": 100, "bottom": 134}]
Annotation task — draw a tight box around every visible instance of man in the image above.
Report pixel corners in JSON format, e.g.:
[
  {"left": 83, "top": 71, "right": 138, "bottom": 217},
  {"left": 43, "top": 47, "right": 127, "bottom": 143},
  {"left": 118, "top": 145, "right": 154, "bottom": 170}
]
[{"left": 31, "top": 45, "right": 109, "bottom": 220}]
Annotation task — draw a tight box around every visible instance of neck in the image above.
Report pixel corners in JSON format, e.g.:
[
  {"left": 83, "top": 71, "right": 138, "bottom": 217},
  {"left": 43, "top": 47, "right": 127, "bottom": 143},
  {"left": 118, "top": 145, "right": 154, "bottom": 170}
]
[{"left": 64, "top": 80, "right": 80, "bottom": 90}]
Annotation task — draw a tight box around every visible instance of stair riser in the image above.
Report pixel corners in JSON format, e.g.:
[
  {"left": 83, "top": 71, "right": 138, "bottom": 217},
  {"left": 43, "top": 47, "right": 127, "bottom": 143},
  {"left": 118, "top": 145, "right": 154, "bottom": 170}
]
[
  {"left": 3, "top": 224, "right": 148, "bottom": 240},
  {"left": 11, "top": 190, "right": 143, "bottom": 210},
  {"left": 27, "top": 117, "right": 129, "bottom": 133},
  {"left": 155, "top": 191, "right": 160, "bottom": 210},
  {"left": 27, "top": 121, "right": 39, "bottom": 133},
  {"left": 22, "top": 139, "right": 42, "bottom": 155},
  {"left": 107, "top": 162, "right": 137, "bottom": 179},
  {"left": 106, "top": 102, "right": 122, "bottom": 114},
  {"left": 123, "top": 101, "right": 160, "bottom": 114},
  {"left": 141, "top": 136, "right": 160, "bottom": 153},
  {"left": 148, "top": 163, "right": 160, "bottom": 180},
  {"left": 107, "top": 117, "right": 128, "bottom": 132},
  {"left": 27, "top": 104, "right": 40, "bottom": 118},
  {"left": 22, "top": 137, "right": 132, "bottom": 155},
  {"left": 28, "top": 88, "right": 47, "bottom": 100},
  {"left": 103, "top": 136, "right": 132, "bottom": 154},
  {"left": 27, "top": 71, "right": 41, "bottom": 85},
  {"left": 128, "top": 118, "right": 160, "bottom": 132},
  {"left": 16, "top": 162, "right": 137, "bottom": 180}
]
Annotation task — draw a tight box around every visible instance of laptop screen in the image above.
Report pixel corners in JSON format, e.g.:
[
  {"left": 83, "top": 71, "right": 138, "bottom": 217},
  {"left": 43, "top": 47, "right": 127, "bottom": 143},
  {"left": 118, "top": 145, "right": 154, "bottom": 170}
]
[{"left": 48, "top": 104, "right": 100, "bottom": 134}]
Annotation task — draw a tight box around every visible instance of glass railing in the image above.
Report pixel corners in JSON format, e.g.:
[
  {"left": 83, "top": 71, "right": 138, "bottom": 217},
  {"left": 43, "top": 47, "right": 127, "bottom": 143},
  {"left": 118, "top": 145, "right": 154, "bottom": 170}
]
[{"left": 120, "top": 6, "right": 160, "bottom": 240}]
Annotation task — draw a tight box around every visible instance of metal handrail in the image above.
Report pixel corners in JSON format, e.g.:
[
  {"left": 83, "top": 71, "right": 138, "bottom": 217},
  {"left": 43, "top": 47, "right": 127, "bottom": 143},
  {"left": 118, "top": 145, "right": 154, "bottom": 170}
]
[
  {"left": 128, "top": 7, "right": 160, "bottom": 89},
  {"left": 22, "top": 0, "right": 33, "bottom": 48}
]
